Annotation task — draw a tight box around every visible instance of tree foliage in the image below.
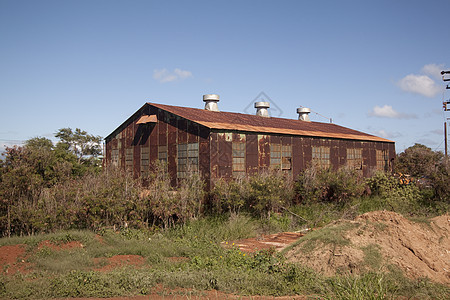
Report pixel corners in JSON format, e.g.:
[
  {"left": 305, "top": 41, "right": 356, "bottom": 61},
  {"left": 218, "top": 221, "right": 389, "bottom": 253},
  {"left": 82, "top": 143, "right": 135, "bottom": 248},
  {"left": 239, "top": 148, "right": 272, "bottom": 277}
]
[
  {"left": 55, "top": 128, "right": 102, "bottom": 167},
  {"left": 0, "top": 129, "right": 102, "bottom": 236},
  {"left": 396, "top": 144, "right": 443, "bottom": 177},
  {"left": 396, "top": 143, "right": 449, "bottom": 201}
]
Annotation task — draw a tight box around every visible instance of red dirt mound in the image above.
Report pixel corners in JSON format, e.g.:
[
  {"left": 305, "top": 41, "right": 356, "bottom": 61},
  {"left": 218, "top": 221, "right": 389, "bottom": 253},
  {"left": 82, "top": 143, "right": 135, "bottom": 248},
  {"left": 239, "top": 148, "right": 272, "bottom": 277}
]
[
  {"left": 285, "top": 211, "right": 449, "bottom": 284},
  {"left": 0, "top": 244, "right": 31, "bottom": 275}
]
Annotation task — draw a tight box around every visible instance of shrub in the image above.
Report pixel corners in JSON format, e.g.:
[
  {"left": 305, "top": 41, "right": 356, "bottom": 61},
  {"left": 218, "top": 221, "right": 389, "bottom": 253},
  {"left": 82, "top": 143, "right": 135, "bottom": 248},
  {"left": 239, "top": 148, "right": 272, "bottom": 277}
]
[
  {"left": 296, "top": 166, "right": 365, "bottom": 203},
  {"left": 212, "top": 170, "right": 294, "bottom": 218}
]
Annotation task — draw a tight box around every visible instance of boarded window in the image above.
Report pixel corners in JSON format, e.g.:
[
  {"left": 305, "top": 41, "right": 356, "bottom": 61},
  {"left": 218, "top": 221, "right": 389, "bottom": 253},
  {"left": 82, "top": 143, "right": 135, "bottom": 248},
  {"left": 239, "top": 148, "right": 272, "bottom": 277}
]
[
  {"left": 376, "top": 149, "right": 388, "bottom": 171},
  {"left": 312, "top": 146, "right": 330, "bottom": 168},
  {"left": 125, "top": 148, "right": 133, "bottom": 174},
  {"left": 347, "top": 148, "right": 362, "bottom": 169},
  {"left": 140, "top": 146, "right": 150, "bottom": 176},
  {"left": 232, "top": 142, "right": 246, "bottom": 177},
  {"left": 270, "top": 144, "right": 292, "bottom": 172},
  {"left": 111, "top": 149, "right": 119, "bottom": 167},
  {"left": 177, "top": 142, "right": 199, "bottom": 178}
]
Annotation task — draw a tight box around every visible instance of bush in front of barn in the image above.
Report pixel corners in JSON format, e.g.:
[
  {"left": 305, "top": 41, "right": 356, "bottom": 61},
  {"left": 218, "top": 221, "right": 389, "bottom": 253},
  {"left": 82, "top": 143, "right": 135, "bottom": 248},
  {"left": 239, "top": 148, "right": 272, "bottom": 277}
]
[
  {"left": 295, "top": 166, "right": 366, "bottom": 204},
  {"left": 212, "top": 170, "right": 294, "bottom": 218}
]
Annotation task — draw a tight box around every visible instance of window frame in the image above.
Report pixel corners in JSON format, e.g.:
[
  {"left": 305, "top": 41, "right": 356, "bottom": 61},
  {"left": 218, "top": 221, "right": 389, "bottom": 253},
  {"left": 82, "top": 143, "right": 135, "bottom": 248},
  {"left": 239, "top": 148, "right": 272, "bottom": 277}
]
[
  {"left": 232, "top": 142, "right": 246, "bottom": 177},
  {"left": 312, "top": 146, "right": 330, "bottom": 168}
]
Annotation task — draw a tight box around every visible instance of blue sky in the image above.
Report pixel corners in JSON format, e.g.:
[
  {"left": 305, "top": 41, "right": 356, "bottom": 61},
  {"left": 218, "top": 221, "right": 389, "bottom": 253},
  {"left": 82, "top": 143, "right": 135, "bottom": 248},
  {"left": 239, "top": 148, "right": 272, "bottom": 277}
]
[{"left": 1, "top": 0, "right": 449, "bottom": 153}]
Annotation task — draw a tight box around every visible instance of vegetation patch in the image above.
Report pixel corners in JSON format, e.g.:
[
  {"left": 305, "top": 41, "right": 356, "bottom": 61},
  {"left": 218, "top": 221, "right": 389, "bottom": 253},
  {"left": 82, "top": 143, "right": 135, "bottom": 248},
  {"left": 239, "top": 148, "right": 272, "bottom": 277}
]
[
  {"left": 361, "top": 244, "right": 383, "bottom": 270},
  {"left": 290, "top": 221, "right": 359, "bottom": 254}
]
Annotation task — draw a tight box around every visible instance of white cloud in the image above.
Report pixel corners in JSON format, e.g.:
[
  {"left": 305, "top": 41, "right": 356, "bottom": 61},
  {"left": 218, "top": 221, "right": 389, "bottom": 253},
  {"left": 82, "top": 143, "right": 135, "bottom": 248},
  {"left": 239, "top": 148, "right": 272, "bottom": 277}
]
[
  {"left": 397, "top": 74, "right": 442, "bottom": 98},
  {"left": 397, "top": 64, "right": 445, "bottom": 98},
  {"left": 422, "top": 63, "right": 444, "bottom": 79},
  {"left": 153, "top": 68, "right": 193, "bottom": 83},
  {"left": 368, "top": 105, "right": 417, "bottom": 119}
]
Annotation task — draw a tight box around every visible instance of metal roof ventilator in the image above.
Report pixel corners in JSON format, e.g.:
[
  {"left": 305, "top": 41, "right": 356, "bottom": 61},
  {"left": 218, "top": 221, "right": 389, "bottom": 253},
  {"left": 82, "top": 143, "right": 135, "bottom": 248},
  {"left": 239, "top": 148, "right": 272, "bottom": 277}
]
[
  {"left": 297, "top": 107, "right": 311, "bottom": 122},
  {"left": 203, "top": 94, "right": 220, "bottom": 112},
  {"left": 255, "top": 101, "right": 270, "bottom": 117}
]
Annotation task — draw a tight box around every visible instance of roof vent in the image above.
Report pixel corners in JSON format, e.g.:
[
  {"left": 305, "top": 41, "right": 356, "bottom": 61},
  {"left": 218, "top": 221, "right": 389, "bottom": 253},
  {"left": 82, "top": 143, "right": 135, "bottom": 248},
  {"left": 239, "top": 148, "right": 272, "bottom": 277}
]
[
  {"left": 255, "top": 101, "right": 270, "bottom": 117},
  {"left": 297, "top": 107, "right": 311, "bottom": 121},
  {"left": 203, "top": 94, "right": 220, "bottom": 112}
]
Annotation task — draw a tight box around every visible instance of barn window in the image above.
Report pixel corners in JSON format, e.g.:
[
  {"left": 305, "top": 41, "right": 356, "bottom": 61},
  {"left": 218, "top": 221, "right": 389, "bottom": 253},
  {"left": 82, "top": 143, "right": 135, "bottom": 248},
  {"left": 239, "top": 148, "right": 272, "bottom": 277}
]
[
  {"left": 140, "top": 146, "right": 150, "bottom": 176},
  {"left": 376, "top": 149, "right": 388, "bottom": 171},
  {"left": 232, "top": 142, "right": 246, "bottom": 177},
  {"left": 347, "top": 148, "right": 362, "bottom": 169},
  {"left": 125, "top": 148, "right": 133, "bottom": 173},
  {"left": 270, "top": 144, "right": 292, "bottom": 172},
  {"left": 111, "top": 149, "right": 119, "bottom": 167},
  {"left": 177, "top": 142, "right": 199, "bottom": 178},
  {"left": 312, "top": 146, "right": 330, "bottom": 168},
  {"left": 158, "top": 145, "right": 168, "bottom": 163}
]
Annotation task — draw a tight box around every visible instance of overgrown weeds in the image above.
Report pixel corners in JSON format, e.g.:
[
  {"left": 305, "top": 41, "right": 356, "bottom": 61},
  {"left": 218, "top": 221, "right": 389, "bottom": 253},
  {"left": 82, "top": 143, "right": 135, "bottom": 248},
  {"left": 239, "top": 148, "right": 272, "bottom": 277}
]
[{"left": 1, "top": 216, "right": 448, "bottom": 299}]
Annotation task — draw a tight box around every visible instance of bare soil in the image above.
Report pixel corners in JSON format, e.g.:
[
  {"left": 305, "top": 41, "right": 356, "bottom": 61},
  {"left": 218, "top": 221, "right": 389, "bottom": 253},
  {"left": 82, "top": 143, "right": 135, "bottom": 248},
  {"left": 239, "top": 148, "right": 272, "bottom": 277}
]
[
  {"left": 222, "top": 231, "right": 306, "bottom": 253},
  {"left": 284, "top": 211, "right": 450, "bottom": 284}
]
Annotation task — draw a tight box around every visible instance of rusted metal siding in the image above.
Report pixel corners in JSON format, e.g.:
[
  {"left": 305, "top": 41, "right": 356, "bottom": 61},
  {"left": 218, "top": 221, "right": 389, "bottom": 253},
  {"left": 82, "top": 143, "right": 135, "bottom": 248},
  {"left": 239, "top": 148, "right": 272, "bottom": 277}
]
[
  {"left": 292, "top": 137, "right": 302, "bottom": 175},
  {"left": 217, "top": 132, "right": 232, "bottom": 178},
  {"left": 210, "top": 132, "right": 219, "bottom": 180},
  {"left": 246, "top": 134, "right": 258, "bottom": 175},
  {"left": 258, "top": 134, "right": 270, "bottom": 171},
  {"left": 167, "top": 113, "right": 177, "bottom": 186}
]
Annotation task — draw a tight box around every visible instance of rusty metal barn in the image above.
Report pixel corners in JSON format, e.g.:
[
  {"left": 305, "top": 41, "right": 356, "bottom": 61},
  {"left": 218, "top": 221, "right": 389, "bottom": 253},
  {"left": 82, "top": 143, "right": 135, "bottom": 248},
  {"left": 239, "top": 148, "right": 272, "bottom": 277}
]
[{"left": 104, "top": 95, "right": 395, "bottom": 188}]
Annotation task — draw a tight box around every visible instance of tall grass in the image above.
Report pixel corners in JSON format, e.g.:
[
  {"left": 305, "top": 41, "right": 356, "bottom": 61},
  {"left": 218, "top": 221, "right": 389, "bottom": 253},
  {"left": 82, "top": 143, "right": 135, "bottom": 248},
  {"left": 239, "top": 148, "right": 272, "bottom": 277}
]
[{"left": 1, "top": 215, "right": 449, "bottom": 299}]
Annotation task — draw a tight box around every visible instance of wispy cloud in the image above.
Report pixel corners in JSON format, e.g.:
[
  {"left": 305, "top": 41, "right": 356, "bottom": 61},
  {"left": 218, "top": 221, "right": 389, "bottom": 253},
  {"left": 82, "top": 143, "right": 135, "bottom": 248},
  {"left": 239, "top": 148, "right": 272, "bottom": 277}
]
[
  {"left": 417, "top": 138, "right": 439, "bottom": 146},
  {"left": 397, "top": 64, "right": 444, "bottom": 98},
  {"left": 422, "top": 63, "right": 444, "bottom": 79},
  {"left": 371, "top": 129, "right": 401, "bottom": 139},
  {"left": 368, "top": 105, "right": 417, "bottom": 119},
  {"left": 153, "top": 68, "right": 193, "bottom": 83},
  {"left": 429, "top": 129, "right": 443, "bottom": 135}
]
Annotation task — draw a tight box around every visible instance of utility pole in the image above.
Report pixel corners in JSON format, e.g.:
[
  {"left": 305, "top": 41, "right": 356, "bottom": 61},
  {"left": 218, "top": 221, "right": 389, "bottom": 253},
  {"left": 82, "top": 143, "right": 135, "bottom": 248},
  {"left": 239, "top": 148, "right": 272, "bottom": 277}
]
[{"left": 442, "top": 71, "right": 450, "bottom": 157}]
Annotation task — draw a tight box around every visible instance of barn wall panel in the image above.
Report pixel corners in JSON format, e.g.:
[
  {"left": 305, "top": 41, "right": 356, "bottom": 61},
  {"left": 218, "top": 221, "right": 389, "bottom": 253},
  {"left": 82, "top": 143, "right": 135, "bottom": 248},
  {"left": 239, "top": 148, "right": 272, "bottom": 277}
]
[
  {"left": 246, "top": 134, "right": 258, "bottom": 175},
  {"left": 258, "top": 135, "right": 270, "bottom": 171},
  {"left": 167, "top": 113, "right": 177, "bottom": 185}
]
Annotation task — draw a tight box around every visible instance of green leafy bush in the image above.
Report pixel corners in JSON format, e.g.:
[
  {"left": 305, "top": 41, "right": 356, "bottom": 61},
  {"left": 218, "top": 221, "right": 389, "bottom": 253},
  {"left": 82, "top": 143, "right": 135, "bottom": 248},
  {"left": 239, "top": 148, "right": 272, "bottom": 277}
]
[{"left": 296, "top": 166, "right": 366, "bottom": 203}]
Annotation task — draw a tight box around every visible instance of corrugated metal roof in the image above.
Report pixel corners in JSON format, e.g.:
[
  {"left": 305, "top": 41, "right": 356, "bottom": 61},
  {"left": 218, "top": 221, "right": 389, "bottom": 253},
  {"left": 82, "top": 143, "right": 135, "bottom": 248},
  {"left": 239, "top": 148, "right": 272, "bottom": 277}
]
[{"left": 149, "top": 103, "right": 394, "bottom": 143}]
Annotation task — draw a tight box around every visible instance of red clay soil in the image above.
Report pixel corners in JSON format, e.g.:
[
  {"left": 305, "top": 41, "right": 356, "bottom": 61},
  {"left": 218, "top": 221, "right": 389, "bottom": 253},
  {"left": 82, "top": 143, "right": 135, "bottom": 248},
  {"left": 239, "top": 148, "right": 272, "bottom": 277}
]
[
  {"left": 93, "top": 255, "right": 146, "bottom": 272},
  {"left": 0, "top": 244, "right": 31, "bottom": 275}
]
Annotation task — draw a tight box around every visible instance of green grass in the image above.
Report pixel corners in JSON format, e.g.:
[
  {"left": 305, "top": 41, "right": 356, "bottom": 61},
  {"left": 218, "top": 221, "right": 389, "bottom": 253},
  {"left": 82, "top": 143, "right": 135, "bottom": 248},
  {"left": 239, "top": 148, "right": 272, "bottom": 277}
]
[
  {"left": 283, "top": 221, "right": 360, "bottom": 255},
  {"left": 361, "top": 244, "right": 383, "bottom": 270},
  {"left": 0, "top": 212, "right": 449, "bottom": 299}
]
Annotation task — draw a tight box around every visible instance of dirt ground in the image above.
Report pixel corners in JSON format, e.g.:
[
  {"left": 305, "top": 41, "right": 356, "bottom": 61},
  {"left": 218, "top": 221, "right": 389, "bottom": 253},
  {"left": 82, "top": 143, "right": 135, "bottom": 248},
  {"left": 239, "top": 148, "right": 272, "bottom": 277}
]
[
  {"left": 284, "top": 211, "right": 450, "bottom": 284},
  {"left": 222, "top": 231, "right": 307, "bottom": 253},
  {"left": 1, "top": 210, "right": 448, "bottom": 299}
]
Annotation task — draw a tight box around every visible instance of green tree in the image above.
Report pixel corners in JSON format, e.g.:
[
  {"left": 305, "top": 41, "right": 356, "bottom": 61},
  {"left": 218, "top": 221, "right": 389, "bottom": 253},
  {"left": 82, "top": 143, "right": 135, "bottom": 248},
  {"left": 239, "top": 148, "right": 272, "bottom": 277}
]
[
  {"left": 0, "top": 129, "right": 103, "bottom": 236},
  {"left": 396, "top": 144, "right": 449, "bottom": 201},
  {"left": 396, "top": 144, "right": 443, "bottom": 177},
  {"left": 55, "top": 128, "right": 102, "bottom": 168}
]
